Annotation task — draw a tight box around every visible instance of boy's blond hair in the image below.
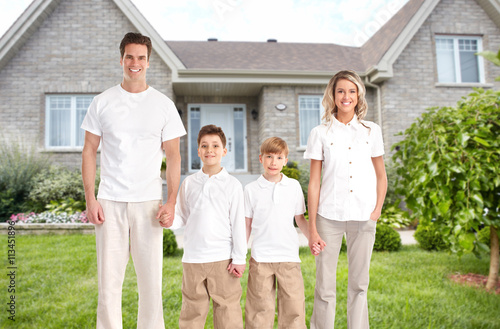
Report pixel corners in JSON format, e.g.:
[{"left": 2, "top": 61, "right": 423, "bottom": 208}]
[
  {"left": 197, "top": 124, "right": 227, "bottom": 147},
  {"left": 260, "top": 137, "right": 289, "bottom": 157}
]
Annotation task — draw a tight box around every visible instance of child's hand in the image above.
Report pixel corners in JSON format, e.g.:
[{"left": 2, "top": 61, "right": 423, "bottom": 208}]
[
  {"left": 310, "top": 243, "right": 322, "bottom": 256},
  {"left": 227, "top": 262, "right": 245, "bottom": 278},
  {"left": 159, "top": 213, "right": 173, "bottom": 228}
]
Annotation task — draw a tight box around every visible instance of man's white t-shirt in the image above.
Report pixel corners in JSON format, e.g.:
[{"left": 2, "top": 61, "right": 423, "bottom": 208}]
[
  {"left": 81, "top": 84, "right": 186, "bottom": 202},
  {"left": 244, "top": 174, "right": 306, "bottom": 263}
]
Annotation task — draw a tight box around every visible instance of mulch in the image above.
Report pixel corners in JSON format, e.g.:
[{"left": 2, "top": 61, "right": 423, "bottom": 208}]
[{"left": 449, "top": 273, "right": 500, "bottom": 294}]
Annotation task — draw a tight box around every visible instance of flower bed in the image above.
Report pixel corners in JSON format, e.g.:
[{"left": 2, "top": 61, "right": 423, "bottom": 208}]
[{"left": 10, "top": 211, "right": 88, "bottom": 224}]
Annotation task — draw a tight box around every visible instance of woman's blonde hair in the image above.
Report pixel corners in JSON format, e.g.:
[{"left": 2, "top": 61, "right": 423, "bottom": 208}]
[{"left": 321, "top": 70, "right": 368, "bottom": 124}]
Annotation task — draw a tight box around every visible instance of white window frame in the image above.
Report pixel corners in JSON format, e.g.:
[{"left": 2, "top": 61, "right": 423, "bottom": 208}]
[
  {"left": 435, "top": 35, "right": 485, "bottom": 84},
  {"left": 187, "top": 104, "right": 248, "bottom": 173},
  {"left": 298, "top": 95, "right": 325, "bottom": 148},
  {"left": 45, "top": 94, "right": 95, "bottom": 150}
]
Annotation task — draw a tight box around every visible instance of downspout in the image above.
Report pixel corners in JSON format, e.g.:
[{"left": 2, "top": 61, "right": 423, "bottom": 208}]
[{"left": 363, "top": 77, "right": 383, "bottom": 128}]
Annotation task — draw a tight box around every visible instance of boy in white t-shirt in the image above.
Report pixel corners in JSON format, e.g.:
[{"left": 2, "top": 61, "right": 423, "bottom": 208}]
[
  {"left": 244, "top": 137, "right": 320, "bottom": 329},
  {"left": 163, "top": 125, "right": 246, "bottom": 329}
]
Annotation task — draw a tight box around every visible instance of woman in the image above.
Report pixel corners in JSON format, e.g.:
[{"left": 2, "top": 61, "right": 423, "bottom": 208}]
[{"left": 304, "top": 70, "right": 387, "bottom": 329}]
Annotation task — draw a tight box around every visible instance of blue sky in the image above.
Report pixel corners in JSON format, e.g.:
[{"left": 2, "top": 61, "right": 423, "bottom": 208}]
[{"left": 0, "top": 0, "right": 409, "bottom": 46}]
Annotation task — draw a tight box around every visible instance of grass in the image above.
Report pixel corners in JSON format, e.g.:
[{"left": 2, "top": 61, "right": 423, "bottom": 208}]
[{"left": 0, "top": 235, "right": 499, "bottom": 329}]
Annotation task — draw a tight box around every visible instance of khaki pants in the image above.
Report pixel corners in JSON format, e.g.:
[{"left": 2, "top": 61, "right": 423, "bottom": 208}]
[
  {"left": 311, "top": 215, "right": 376, "bottom": 329},
  {"left": 245, "top": 258, "right": 306, "bottom": 329},
  {"left": 180, "top": 260, "right": 243, "bottom": 329},
  {"left": 95, "top": 199, "right": 164, "bottom": 329}
]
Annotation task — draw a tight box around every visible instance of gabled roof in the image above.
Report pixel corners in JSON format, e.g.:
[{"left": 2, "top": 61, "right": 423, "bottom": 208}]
[
  {"left": 0, "top": 0, "right": 185, "bottom": 76},
  {"left": 1, "top": 0, "right": 500, "bottom": 94}
]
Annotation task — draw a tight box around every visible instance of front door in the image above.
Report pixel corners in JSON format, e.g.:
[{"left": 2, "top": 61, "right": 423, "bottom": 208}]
[{"left": 188, "top": 104, "right": 247, "bottom": 173}]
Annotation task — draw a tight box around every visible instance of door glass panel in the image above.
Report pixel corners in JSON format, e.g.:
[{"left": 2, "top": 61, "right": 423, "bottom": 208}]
[
  {"left": 190, "top": 107, "right": 201, "bottom": 170},
  {"left": 233, "top": 108, "right": 245, "bottom": 170}
]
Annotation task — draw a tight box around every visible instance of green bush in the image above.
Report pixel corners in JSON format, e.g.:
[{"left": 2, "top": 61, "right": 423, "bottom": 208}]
[
  {"left": 414, "top": 223, "right": 449, "bottom": 251},
  {"left": 379, "top": 201, "right": 412, "bottom": 228},
  {"left": 374, "top": 224, "right": 402, "bottom": 252},
  {"left": 163, "top": 229, "right": 178, "bottom": 256},
  {"left": 0, "top": 142, "right": 50, "bottom": 221},
  {"left": 281, "top": 161, "right": 300, "bottom": 180},
  {"left": 28, "top": 166, "right": 96, "bottom": 213}
]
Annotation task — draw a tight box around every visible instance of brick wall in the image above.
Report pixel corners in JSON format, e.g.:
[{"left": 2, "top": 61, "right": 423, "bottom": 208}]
[
  {"left": 0, "top": 0, "right": 173, "bottom": 169},
  {"left": 381, "top": 0, "right": 500, "bottom": 158}
]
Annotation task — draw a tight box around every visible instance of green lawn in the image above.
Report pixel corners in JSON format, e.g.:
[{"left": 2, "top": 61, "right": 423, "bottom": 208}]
[{"left": 1, "top": 234, "right": 499, "bottom": 329}]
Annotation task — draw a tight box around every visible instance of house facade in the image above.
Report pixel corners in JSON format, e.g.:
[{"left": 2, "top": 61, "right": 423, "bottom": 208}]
[{"left": 0, "top": 0, "right": 499, "bottom": 177}]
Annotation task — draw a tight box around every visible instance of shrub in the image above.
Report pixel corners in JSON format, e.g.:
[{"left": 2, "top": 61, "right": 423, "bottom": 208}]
[
  {"left": 477, "top": 226, "right": 500, "bottom": 254},
  {"left": 0, "top": 142, "right": 51, "bottom": 221},
  {"left": 28, "top": 166, "right": 97, "bottom": 213},
  {"left": 414, "top": 223, "right": 449, "bottom": 251},
  {"left": 163, "top": 229, "right": 178, "bottom": 256},
  {"left": 379, "top": 201, "right": 412, "bottom": 228},
  {"left": 374, "top": 224, "right": 402, "bottom": 252},
  {"left": 281, "top": 161, "right": 300, "bottom": 180}
]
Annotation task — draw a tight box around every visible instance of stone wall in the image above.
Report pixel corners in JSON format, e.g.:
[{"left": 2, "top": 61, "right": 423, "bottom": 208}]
[{"left": 0, "top": 0, "right": 173, "bottom": 169}]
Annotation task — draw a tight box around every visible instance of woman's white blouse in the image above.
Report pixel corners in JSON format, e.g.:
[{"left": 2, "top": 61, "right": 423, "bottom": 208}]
[{"left": 304, "top": 115, "right": 384, "bottom": 221}]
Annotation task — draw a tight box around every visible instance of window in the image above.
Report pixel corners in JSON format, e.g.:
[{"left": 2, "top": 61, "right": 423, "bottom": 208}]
[
  {"left": 45, "top": 95, "right": 95, "bottom": 148},
  {"left": 299, "top": 95, "right": 324, "bottom": 147},
  {"left": 435, "top": 36, "right": 484, "bottom": 83}
]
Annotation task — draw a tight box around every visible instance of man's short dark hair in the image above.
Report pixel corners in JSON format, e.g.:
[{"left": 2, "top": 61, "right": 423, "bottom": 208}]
[{"left": 120, "top": 32, "right": 152, "bottom": 60}]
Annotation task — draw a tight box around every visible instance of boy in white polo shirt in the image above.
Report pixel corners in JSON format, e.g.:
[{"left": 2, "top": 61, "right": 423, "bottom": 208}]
[
  {"left": 244, "top": 137, "right": 320, "bottom": 329},
  {"left": 163, "top": 124, "right": 246, "bottom": 329}
]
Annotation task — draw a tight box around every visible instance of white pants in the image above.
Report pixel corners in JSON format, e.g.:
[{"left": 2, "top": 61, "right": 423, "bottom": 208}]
[
  {"left": 311, "top": 215, "right": 376, "bottom": 329},
  {"left": 95, "top": 199, "right": 165, "bottom": 329}
]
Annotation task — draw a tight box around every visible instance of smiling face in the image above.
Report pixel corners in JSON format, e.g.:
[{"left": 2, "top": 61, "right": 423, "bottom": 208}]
[
  {"left": 334, "top": 78, "right": 358, "bottom": 121},
  {"left": 198, "top": 134, "right": 227, "bottom": 169},
  {"left": 120, "top": 43, "right": 149, "bottom": 86},
  {"left": 260, "top": 152, "right": 288, "bottom": 182}
]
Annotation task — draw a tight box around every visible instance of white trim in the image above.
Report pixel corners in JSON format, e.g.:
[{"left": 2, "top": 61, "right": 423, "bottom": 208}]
[
  {"left": 45, "top": 94, "right": 95, "bottom": 150},
  {"left": 435, "top": 35, "right": 484, "bottom": 84},
  {"left": 298, "top": 95, "right": 324, "bottom": 148},
  {"left": 187, "top": 104, "right": 248, "bottom": 173}
]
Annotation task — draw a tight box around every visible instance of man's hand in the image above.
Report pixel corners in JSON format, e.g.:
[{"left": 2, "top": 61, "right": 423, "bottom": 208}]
[
  {"left": 227, "top": 262, "right": 246, "bottom": 278},
  {"left": 86, "top": 199, "right": 105, "bottom": 225},
  {"left": 156, "top": 201, "right": 175, "bottom": 228}
]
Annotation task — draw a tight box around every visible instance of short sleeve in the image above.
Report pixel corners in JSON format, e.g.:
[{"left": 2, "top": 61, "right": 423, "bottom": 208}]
[
  {"left": 244, "top": 185, "right": 254, "bottom": 218},
  {"left": 161, "top": 98, "right": 187, "bottom": 142},
  {"left": 294, "top": 181, "right": 306, "bottom": 216},
  {"left": 80, "top": 98, "right": 102, "bottom": 136},
  {"left": 303, "top": 126, "right": 324, "bottom": 160},
  {"left": 371, "top": 123, "right": 385, "bottom": 157}
]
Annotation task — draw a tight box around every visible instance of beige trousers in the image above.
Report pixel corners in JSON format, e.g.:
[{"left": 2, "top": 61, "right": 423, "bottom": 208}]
[
  {"left": 310, "top": 215, "right": 376, "bottom": 329},
  {"left": 245, "top": 257, "right": 307, "bottom": 329},
  {"left": 179, "top": 260, "right": 243, "bottom": 329},
  {"left": 95, "top": 199, "right": 164, "bottom": 329}
]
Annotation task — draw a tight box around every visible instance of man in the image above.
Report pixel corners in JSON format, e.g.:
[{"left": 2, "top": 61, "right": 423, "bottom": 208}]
[{"left": 81, "top": 32, "right": 186, "bottom": 329}]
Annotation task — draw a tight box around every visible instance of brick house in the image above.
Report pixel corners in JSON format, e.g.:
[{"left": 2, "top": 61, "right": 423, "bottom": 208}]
[{"left": 0, "top": 0, "right": 499, "bottom": 179}]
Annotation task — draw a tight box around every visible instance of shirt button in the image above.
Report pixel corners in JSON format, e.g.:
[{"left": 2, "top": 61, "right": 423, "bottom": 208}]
[
  {"left": 348, "top": 147, "right": 351, "bottom": 150},
  {"left": 331, "top": 143, "right": 333, "bottom": 145},
  {"left": 350, "top": 176, "right": 352, "bottom": 178},
  {"left": 349, "top": 161, "right": 352, "bottom": 164},
  {"left": 350, "top": 190, "right": 353, "bottom": 192}
]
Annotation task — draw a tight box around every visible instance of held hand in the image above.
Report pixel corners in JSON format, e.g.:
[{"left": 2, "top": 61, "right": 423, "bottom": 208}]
[
  {"left": 370, "top": 209, "right": 381, "bottom": 222},
  {"left": 86, "top": 199, "right": 105, "bottom": 225},
  {"left": 156, "top": 202, "right": 175, "bottom": 227},
  {"left": 227, "top": 262, "right": 246, "bottom": 278},
  {"left": 308, "top": 230, "right": 326, "bottom": 256}
]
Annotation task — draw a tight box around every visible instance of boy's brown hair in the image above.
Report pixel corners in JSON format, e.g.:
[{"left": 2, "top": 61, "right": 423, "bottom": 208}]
[
  {"left": 260, "top": 137, "right": 289, "bottom": 157},
  {"left": 119, "top": 32, "right": 153, "bottom": 60},
  {"left": 197, "top": 124, "right": 227, "bottom": 147}
]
